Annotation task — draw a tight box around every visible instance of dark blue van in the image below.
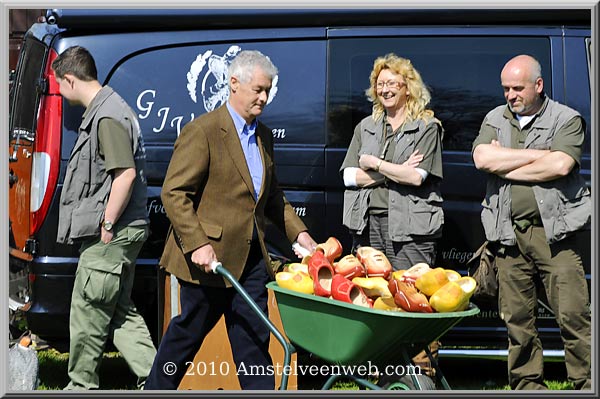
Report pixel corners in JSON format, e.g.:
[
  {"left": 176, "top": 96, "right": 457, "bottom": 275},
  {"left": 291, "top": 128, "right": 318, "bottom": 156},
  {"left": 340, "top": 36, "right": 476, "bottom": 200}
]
[{"left": 9, "top": 8, "right": 592, "bottom": 357}]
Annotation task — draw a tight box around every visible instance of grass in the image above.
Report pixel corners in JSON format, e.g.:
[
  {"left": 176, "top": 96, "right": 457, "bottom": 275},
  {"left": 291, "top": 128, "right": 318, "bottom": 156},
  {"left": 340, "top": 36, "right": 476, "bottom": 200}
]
[
  {"left": 36, "top": 349, "right": 138, "bottom": 390},
  {"left": 436, "top": 357, "right": 574, "bottom": 391},
  {"left": 33, "top": 348, "right": 574, "bottom": 391}
]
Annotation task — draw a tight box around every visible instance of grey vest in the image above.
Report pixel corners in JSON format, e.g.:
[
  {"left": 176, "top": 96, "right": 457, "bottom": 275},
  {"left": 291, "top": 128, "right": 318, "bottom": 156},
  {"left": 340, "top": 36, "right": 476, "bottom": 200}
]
[
  {"left": 480, "top": 98, "right": 591, "bottom": 245},
  {"left": 57, "top": 86, "right": 147, "bottom": 244},
  {"left": 342, "top": 115, "right": 444, "bottom": 241}
]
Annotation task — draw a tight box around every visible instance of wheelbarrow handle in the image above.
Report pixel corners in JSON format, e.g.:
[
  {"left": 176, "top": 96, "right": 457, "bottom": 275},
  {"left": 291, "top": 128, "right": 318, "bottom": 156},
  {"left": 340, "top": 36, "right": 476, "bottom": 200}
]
[
  {"left": 209, "top": 260, "right": 223, "bottom": 274},
  {"left": 210, "top": 261, "right": 296, "bottom": 390},
  {"left": 292, "top": 242, "right": 312, "bottom": 257}
]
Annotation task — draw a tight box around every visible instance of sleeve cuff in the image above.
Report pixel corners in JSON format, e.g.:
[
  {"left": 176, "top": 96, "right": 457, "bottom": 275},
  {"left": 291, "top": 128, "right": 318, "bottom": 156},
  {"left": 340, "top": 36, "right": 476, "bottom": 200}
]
[
  {"left": 343, "top": 167, "right": 359, "bottom": 187},
  {"left": 414, "top": 167, "right": 429, "bottom": 181}
]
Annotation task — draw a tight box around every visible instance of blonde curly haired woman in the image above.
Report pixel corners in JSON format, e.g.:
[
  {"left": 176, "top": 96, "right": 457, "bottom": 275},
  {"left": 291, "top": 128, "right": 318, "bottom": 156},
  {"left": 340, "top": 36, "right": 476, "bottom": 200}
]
[
  {"left": 341, "top": 53, "right": 444, "bottom": 267},
  {"left": 340, "top": 53, "right": 444, "bottom": 383}
]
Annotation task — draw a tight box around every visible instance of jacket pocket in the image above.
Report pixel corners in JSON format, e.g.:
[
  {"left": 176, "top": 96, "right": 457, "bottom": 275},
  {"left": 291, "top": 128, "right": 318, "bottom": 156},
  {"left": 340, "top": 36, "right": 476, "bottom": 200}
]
[
  {"left": 343, "top": 189, "right": 369, "bottom": 232},
  {"left": 106, "top": 225, "right": 149, "bottom": 248},
  {"left": 200, "top": 221, "right": 223, "bottom": 240},
  {"left": 80, "top": 267, "right": 120, "bottom": 308},
  {"left": 70, "top": 198, "right": 104, "bottom": 240},
  {"left": 480, "top": 197, "right": 500, "bottom": 241},
  {"left": 127, "top": 225, "right": 149, "bottom": 242},
  {"left": 557, "top": 187, "right": 591, "bottom": 233},
  {"left": 408, "top": 197, "right": 443, "bottom": 236}
]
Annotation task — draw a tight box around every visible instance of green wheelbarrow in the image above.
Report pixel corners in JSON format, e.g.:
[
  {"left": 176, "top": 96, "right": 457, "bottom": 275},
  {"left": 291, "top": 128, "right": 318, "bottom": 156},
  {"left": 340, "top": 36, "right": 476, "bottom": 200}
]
[{"left": 211, "top": 262, "right": 480, "bottom": 390}]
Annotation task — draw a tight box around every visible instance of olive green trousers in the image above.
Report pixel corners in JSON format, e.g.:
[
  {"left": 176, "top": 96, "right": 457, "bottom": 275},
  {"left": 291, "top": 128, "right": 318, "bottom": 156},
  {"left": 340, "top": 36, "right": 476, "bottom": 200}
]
[
  {"left": 65, "top": 225, "right": 157, "bottom": 390},
  {"left": 496, "top": 225, "right": 591, "bottom": 390}
]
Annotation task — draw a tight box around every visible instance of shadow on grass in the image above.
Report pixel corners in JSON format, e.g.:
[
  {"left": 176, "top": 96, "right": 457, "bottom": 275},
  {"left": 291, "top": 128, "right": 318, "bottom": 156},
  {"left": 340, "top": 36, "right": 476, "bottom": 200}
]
[{"left": 37, "top": 349, "right": 138, "bottom": 390}]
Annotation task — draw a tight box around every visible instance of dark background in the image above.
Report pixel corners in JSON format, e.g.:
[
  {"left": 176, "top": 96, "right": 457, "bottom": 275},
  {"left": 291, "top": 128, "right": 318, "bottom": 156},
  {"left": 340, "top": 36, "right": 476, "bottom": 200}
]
[{"left": 9, "top": 9, "right": 45, "bottom": 71}]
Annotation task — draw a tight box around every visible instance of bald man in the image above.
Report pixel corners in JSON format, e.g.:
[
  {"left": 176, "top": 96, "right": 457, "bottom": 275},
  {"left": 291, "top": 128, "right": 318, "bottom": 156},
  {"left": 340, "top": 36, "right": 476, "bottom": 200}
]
[{"left": 472, "top": 54, "right": 591, "bottom": 390}]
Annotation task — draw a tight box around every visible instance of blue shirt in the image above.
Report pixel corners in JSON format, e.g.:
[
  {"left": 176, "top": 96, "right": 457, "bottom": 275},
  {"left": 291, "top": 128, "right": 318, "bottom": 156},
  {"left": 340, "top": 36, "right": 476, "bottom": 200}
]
[{"left": 226, "top": 102, "right": 263, "bottom": 199}]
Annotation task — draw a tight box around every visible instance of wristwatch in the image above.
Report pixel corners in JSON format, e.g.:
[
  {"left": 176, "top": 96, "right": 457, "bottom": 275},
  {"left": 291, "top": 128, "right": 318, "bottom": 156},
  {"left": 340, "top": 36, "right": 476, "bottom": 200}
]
[{"left": 102, "top": 220, "right": 113, "bottom": 232}]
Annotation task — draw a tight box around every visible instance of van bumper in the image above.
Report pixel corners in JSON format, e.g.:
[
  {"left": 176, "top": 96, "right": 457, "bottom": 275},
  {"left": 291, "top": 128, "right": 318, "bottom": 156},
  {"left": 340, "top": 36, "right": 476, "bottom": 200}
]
[{"left": 9, "top": 250, "right": 32, "bottom": 311}]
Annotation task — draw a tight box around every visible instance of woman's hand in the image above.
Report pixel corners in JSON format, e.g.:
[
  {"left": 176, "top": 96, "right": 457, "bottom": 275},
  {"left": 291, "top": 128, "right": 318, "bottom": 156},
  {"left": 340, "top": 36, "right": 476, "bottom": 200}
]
[
  {"left": 402, "top": 149, "right": 423, "bottom": 168},
  {"left": 359, "top": 154, "right": 380, "bottom": 171}
]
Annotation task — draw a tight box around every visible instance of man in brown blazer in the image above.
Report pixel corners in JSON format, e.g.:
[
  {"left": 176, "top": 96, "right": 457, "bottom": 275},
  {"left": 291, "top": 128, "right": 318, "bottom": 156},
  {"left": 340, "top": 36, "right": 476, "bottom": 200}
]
[{"left": 144, "top": 50, "right": 317, "bottom": 390}]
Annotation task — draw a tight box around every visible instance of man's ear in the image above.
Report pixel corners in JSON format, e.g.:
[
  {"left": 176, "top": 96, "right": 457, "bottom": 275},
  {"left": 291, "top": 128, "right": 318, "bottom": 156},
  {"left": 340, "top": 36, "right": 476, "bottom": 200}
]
[
  {"left": 230, "top": 76, "right": 239, "bottom": 93},
  {"left": 64, "top": 73, "right": 76, "bottom": 88},
  {"left": 535, "top": 77, "right": 544, "bottom": 95}
]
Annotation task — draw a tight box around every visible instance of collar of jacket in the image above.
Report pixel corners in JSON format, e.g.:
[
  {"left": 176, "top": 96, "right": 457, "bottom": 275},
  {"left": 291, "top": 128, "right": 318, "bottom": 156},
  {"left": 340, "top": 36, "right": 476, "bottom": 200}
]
[
  {"left": 80, "top": 86, "right": 115, "bottom": 131},
  {"left": 502, "top": 95, "right": 553, "bottom": 130},
  {"left": 362, "top": 115, "right": 422, "bottom": 136},
  {"left": 218, "top": 105, "right": 268, "bottom": 202}
]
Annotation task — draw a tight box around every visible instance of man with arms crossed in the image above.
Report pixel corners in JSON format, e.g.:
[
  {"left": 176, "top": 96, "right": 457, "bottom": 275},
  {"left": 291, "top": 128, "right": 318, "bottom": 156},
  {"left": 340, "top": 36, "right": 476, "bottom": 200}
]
[{"left": 472, "top": 54, "right": 591, "bottom": 390}]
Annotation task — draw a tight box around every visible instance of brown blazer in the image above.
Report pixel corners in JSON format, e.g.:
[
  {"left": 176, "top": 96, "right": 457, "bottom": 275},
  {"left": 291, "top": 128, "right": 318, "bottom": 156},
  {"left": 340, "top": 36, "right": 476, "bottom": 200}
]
[{"left": 160, "top": 105, "right": 307, "bottom": 287}]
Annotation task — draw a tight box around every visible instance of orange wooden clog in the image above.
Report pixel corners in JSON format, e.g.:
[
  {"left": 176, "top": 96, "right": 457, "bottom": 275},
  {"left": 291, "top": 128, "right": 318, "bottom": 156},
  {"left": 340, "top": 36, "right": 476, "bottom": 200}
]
[
  {"left": 388, "top": 278, "right": 433, "bottom": 313},
  {"left": 307, "top": 250, "right": 335, "bottom": 297},
  {"left": 315, "top": 236, "right": 343, "bottom": 263},
  {"left": 355, "top": 246, "right": 392, "bottom": 279},
  {"left": 400, "top": 262, "right": 431, "bottom": 285},
  {"left": 330, "top": 274, "right": 371, "bottom": 308},
  {"left": 334, "top": 254, "right": 366, "bottom": 279}
]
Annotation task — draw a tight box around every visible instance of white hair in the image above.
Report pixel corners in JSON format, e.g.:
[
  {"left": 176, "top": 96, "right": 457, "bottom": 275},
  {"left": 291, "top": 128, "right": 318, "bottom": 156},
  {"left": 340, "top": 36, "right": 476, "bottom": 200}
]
[{"left": 227, "top": 50, "right": 278, "bottom": 84}]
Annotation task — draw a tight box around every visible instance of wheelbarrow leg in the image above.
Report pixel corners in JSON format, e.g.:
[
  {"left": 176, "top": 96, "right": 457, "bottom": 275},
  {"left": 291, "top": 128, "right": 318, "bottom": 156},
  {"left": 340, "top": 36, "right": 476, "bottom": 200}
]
[
  {"left": 211, "top": 262, "right": 296, "bottom": 390},
  {"left": 399, "top": 348, "right": 425, "bottom": 390},
  {"left": 424, "top": 345, "right": 451, "bottom": 390}
]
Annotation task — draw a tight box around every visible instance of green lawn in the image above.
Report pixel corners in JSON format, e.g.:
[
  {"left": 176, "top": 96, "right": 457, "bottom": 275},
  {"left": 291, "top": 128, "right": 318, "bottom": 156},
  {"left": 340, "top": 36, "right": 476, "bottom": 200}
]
[
  {"left": 34, "top": 348, "right": 574, "bottom": 391},
  {"left": 37, "top": 349, "right": 138, "bottom": 390}
]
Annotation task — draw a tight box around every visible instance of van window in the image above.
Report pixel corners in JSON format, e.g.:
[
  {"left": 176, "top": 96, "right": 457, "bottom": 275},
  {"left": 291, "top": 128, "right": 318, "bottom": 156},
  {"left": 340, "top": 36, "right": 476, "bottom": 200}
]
[
  {"left": 105, "top": 41, "right": 326, "bottom": 147},
  {"left": 327, "top": 37, "right": 551, "bottom": 151},
  {"left": 9, "top": 37, "right": 46, "bottom": 141}
]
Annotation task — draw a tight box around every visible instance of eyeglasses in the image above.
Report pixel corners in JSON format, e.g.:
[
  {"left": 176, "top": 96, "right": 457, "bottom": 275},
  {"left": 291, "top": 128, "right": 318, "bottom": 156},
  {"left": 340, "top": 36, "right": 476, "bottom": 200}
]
[{"left": 375, "top": 80, "right": 404, "bottom": 90}]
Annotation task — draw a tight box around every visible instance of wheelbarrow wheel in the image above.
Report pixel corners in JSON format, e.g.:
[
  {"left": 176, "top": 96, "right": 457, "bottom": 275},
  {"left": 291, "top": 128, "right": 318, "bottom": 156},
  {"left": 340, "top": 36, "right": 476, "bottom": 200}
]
[
  {"left": 384, "top": 381, "right": 410, "bottom": 390},
  {"left": 378, "top": 374, "right": 436, "bottom": 390}
]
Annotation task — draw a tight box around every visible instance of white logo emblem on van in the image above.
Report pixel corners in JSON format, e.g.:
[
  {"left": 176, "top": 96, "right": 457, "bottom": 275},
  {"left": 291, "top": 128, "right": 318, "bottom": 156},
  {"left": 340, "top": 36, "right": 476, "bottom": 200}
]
[{"left": 186, "top": 45, "right": 279, "bottom": 112}]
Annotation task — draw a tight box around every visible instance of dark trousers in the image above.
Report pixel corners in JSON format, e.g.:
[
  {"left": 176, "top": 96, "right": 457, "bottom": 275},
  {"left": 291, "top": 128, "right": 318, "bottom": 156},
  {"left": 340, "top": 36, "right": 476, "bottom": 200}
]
[
  {"left": 496, "top": 226, "right": 591, "bottom": 390},
  {"left": 144, "top": 240, "right": 273, "bottom": 390},
  {"left": 368, "top": 213, "right": 437, "bottom": 267},
  {"left": 364, "top": 214, "right": 439, "bottom": 378}
]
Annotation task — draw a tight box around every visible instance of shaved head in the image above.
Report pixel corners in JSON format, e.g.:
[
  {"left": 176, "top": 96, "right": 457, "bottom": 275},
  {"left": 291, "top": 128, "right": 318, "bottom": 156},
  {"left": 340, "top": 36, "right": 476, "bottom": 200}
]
[
  {"left": 500, "top": 54, "right": 544, "bottom": 116},
  {"left": 501, "top": 55, "right": 542, "bottom": 84}
]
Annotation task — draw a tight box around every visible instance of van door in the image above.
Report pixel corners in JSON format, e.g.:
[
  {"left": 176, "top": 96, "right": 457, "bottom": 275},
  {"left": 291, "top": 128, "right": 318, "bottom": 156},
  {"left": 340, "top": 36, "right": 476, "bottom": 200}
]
[{"left": 9, "top": 36, "right": 47, "bottom": 259}]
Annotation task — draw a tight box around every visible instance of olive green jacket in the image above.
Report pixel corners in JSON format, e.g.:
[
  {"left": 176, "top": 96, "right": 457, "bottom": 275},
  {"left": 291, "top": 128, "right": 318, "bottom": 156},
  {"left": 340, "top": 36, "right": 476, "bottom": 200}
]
[
  {"left": 57, "top": 86, "right": 147, "bottom": 245},
  {"left": 341, "top": 115, "right": 444, "bottom": 241},
  {"left": 479, "top": 98, "right": 591, "bottom": 245}
]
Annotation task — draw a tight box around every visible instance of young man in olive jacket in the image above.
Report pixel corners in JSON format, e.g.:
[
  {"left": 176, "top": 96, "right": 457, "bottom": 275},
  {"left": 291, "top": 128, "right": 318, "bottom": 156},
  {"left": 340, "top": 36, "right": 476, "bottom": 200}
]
[{"left": 54, "top": 46, "right": 156, "bottom": 390}]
